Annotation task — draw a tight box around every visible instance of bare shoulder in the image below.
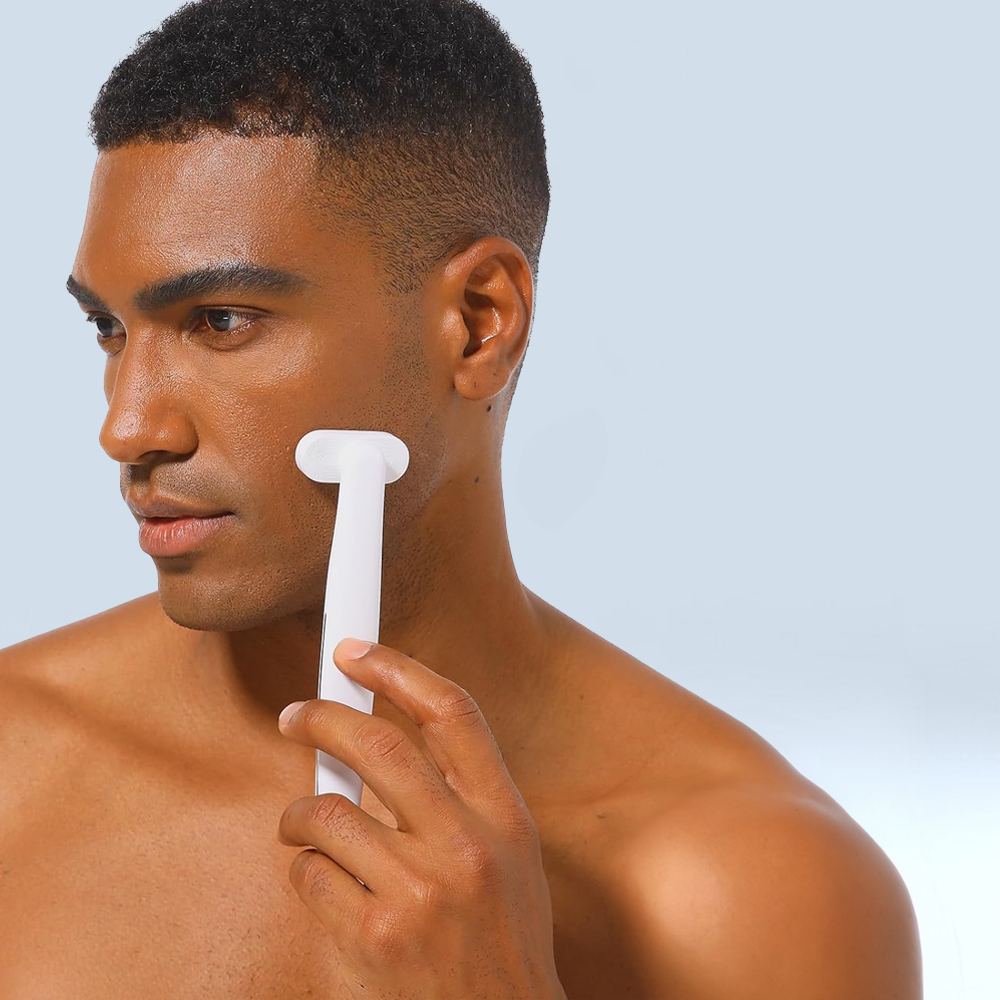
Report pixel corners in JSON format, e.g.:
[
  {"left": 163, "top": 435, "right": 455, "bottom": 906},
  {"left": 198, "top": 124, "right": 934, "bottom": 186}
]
[
  {"left": 609, "top": 678, "right": 923, "bottom": 1000},
  {"left": 535, "top": 606, "right": 921, "bottom": 999},
  {"left": 0, "top": 594, "right": 165, "bottom": 802},
  {"left": 616, "top": 778, "right": 922, "bottom": 999},
  {"left": 0, "top": 592, "right": 163, "bottom": 692}
]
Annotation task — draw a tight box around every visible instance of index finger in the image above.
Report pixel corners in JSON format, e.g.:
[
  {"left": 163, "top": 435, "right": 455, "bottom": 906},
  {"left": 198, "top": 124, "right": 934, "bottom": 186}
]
[
  {"left": 333, "top": 640, "right": 526, "bottom": 821},
  {"left": 280, "top": 695, "right": 452, "bottom": 835}
]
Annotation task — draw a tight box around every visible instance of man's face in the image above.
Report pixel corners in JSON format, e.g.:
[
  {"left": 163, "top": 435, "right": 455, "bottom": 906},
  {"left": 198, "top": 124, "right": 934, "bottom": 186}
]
[{"left": 70, "top": 132, "right": 445, "bottom": 633}]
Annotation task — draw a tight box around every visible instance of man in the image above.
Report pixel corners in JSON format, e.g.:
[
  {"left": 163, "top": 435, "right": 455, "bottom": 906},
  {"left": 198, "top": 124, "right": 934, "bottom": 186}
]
[{"left": 0, "top": 0, "right": 921, "bottom": 997}]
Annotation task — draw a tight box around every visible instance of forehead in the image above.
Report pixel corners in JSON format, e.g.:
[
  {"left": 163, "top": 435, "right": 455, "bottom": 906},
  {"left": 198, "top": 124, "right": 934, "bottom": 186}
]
[{"left": 75, "top": 133, "right": 352, "bottom": 284}]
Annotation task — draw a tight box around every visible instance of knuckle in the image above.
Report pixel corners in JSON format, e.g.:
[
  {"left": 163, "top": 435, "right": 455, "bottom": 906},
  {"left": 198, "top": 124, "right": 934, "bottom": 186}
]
[
  {"left": 360, "top": 906, "right": 405, "bottom": 960},
  {"left": 469, "top": 845, "right": 503, "bottom": 882},
  {"left": 309, "top": 793, "right": 354, "bottom": 829},
  {"left": 430, "top": 686, "right": 482, "bottom": 724},
  {"left": 503, "top": 798, "right": 541, "bottom": 846},
  {"left": 406, "top": 874, "right": 444, "bottom": 913},
  {"left": 290, "top": 849, "right": 330, "bottom": 898},
  {"left": 450, "top": 828, "right": 502, "bottom": 883},
  {"left": 356, "top": 721, "right": 408, "bottom": 764}
]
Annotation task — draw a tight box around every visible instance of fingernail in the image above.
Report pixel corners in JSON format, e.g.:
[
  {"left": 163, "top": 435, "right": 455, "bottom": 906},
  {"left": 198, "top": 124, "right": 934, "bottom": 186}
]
[
  {"left": 279, "top": 701, "right": 306, "bottom": 727},
  {"left": 337, "top": 638, "right": 374, "bottom": 660}
]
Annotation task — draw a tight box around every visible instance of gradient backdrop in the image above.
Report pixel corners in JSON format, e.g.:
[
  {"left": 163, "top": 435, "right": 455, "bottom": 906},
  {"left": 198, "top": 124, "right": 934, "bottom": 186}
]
[{"left": 1, "top": 2, "right": 996, "bottom": 996}]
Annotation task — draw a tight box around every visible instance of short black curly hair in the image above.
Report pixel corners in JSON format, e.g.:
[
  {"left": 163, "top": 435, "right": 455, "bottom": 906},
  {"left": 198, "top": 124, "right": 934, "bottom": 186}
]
[{"left": 88, "top": 0, "right": 550, "bottom": 298}]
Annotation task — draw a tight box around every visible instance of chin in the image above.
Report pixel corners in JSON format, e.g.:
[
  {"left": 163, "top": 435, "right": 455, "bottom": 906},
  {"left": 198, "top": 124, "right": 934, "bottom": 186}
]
[{"left": 152, "top": 570, "right": 320, "bottom": 635}]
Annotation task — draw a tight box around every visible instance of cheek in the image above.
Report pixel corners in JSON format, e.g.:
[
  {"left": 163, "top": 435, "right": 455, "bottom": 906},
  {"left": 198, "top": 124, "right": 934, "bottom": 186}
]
[
  {"left": 241, "top": 442, "right": 340, "bottom": 562},
  {"left": 214, "top": 319, "right": 440, "bottom": 567},
  {"left": 381, "top": 431, "right": 444, "bottom": 543},
  {"left": 207, "top": 399, "right": 336, "bottom": 568},
  {"left": 209, "top": 482, "right": 335, "bottom": 624}
]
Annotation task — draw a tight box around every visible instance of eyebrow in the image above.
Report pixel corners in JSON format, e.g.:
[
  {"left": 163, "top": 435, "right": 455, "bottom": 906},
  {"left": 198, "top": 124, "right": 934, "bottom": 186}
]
[{"left": 65, "top": 260, "right": 314, "bottom": 314}]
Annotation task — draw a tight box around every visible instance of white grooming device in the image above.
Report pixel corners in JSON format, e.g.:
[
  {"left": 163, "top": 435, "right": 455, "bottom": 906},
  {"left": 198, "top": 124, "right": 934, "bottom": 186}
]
[{"left": 294, "top": 429, "right": 410, "bottom": 804}]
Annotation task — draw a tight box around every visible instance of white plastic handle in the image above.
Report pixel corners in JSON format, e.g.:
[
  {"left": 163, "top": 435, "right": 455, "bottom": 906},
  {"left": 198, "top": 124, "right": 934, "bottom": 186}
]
[{"left": 294, "top": 430, "right": 410, "bottom": 803}]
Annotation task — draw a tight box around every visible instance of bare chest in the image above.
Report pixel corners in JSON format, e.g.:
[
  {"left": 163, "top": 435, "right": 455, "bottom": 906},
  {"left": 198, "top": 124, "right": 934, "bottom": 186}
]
[
  {"left": 0, "top": 769, "right": 655, "bottom": 1000},
  {"left": 0, "top": 771, "right": 345, "bottom": 1000}
]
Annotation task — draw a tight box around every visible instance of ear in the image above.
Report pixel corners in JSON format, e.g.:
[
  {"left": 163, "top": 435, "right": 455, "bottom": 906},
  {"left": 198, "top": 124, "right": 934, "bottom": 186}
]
[{"left": 437, "top": 236, "right": 534, "bottom": 403}]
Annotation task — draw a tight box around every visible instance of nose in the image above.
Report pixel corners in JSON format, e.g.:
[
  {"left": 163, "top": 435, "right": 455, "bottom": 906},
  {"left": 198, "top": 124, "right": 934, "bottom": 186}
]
[{"left": 98, "top": 334, "right": 198, "bottom": 465}]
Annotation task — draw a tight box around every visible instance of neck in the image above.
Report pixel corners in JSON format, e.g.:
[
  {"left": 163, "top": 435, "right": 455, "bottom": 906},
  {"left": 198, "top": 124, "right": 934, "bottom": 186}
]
[{"left": 179, "top": 470, "right": 570, "bottom": 783}]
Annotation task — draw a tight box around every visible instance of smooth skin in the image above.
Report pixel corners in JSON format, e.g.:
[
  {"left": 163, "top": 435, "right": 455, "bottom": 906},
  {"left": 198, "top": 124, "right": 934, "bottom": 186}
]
[{"left": 0, "top": 132, "right": 921, "bottom": 999}]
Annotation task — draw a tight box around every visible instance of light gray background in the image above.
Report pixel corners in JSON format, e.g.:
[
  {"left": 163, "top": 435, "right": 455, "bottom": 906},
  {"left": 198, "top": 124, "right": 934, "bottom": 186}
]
[{"left": 1, "top": 1, "right": 996, "bottom": 996}]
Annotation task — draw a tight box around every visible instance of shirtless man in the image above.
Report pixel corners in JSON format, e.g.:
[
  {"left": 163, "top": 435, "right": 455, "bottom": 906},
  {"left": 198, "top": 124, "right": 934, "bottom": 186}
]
[{"left": 0, "top": 1, "right": 921, "bottom": 997}]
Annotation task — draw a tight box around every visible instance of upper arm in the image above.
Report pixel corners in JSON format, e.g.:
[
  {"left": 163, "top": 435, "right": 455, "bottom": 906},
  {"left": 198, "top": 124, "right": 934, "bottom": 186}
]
[{"left": 618, "top": 784, "right": 922, "bottom": 1000}]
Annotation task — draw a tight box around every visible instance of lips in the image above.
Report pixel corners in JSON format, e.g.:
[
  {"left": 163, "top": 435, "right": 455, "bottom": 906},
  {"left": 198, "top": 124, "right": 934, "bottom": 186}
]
[
  {"left": 137, "top": 511, "right": 235, "bottom": 556},
  {"left": 127, "top": 494, "right": 231, "bottom": 519}
]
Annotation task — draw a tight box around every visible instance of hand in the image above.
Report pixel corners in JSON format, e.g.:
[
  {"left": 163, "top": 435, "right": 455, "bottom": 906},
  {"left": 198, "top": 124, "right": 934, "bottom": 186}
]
[{"left": 276, "top": 638, "right": 568, "bottom": 1000}]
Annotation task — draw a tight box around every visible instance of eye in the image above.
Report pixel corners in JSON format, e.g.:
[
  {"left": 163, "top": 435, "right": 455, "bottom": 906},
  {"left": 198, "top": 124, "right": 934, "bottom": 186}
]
[
  {"left": 198, "top": 308, "right": 258, "bottom": 337},
  {"left": 84, "top": 308, "right": 259, "bottom": 346},
  {"left": 87, "top": 314, "right": 122, "bottom": 340}
]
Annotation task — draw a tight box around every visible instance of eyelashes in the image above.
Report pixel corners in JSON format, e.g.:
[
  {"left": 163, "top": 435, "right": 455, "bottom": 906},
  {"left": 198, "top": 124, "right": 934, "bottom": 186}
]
[{"left": 86, "top": 307, "right": 260, "bottom": 343}]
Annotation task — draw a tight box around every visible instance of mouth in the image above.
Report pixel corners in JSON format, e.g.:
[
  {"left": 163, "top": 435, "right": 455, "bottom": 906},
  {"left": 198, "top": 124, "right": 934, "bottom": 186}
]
[{"left": 137, "top": 512, "right": 235, "bottom": 557}]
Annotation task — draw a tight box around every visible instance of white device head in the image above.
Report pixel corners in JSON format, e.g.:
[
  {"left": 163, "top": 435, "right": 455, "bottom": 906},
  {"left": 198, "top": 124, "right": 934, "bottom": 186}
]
[{"left": 294, "top": 428, "right": 410, "bottom": 483}]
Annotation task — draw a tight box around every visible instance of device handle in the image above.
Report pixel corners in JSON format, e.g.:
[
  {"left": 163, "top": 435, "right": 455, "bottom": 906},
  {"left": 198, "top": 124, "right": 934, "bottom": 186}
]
[{"left": 315, "top": 440, "right": 387, "bottom": 802}]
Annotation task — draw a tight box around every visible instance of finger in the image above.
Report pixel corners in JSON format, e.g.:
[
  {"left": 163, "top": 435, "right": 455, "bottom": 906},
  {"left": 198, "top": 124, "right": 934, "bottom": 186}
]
[
  {"left": 279, "top": 697, "right": 454, "bottom": 835},
  {"left": 278, "top": 791, "right": 401, "bottom": 895},
  {"left": 332, "top": 640, "right": 524, "bottom": 818},
  {"left": 287, "top": 846, "right": 373, "bottom": 942}
]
